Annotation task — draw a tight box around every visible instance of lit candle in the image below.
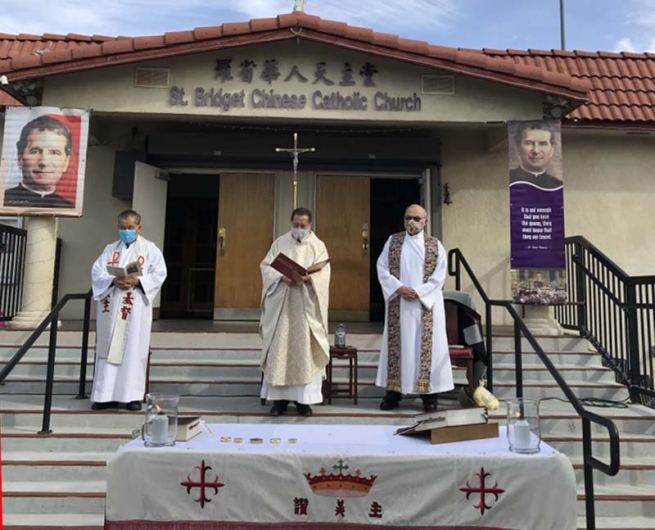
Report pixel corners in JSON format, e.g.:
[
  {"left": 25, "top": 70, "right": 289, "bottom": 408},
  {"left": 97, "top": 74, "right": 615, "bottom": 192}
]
[
  {"left": 151, "top": 414, "right": 169, "bottom": 445},
  {"left": 513, "top": 419, "right": 531, "bottom": 450}
]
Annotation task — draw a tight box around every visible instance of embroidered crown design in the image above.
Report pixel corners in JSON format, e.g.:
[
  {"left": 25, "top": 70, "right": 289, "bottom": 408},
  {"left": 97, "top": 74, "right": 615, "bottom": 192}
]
[{"left": 304, "top": 459, "right": 377, "bottom": 498}]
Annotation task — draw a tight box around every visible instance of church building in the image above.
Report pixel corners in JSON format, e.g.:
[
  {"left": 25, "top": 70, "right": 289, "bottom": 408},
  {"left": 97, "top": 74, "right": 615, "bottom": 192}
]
[{"left": 0, "top": 8, "right": 653, "bottom": 324}]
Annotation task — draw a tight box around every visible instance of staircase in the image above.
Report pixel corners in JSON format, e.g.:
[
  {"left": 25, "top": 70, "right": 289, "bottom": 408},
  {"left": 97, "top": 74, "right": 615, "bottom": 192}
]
[{"left": 1, "top": 329, "right": 654, "bottom": 530}]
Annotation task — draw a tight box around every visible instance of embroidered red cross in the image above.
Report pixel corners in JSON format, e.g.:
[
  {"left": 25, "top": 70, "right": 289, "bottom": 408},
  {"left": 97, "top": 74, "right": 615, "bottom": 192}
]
[
  {"left": 460, "top": 467, "right": 505, "bottom": 515},
  {"left": 180, "top": 460, "right": 225, "bottom": 509}
]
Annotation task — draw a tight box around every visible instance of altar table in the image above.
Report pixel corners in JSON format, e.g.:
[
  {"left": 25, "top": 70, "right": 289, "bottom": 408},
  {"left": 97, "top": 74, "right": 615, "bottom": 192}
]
[{"left": 105, "top": 423, "right": 576, "bottom": 530}]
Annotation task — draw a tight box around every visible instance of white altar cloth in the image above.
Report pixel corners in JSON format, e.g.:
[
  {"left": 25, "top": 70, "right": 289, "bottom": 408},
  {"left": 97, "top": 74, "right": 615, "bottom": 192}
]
[{"left": 105, "top": 423, "right": 576, "bottom": 530}]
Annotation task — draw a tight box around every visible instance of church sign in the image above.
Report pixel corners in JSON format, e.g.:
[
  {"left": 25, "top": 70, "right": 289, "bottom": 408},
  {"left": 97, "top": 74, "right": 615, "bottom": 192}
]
[{"left": 168, "top": 58, "right": 422, "bottom": 113}]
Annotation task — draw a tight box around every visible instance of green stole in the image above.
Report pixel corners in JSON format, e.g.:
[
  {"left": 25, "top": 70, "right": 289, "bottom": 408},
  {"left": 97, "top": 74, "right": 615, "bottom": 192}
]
[{"left": 386, "top": 231, "right": 439, "bottom": 394}]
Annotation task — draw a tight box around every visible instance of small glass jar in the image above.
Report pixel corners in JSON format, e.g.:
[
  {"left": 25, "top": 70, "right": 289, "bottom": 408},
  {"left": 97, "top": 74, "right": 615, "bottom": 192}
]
[
  {"left": 506, "top": 398, "right": 541, "bottom": 454},
  {"left": 143, "top": 393, "right": 179, "bottom": 447}
]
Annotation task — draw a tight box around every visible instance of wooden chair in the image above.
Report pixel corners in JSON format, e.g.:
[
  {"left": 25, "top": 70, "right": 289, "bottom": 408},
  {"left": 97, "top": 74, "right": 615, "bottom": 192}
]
[{"left": 445, "top": 301, "right": 475, "bottom": 396}]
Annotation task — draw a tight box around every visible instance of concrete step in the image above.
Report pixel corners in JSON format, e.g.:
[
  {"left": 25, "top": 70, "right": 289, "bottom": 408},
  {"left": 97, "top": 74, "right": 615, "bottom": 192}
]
[
  {"left": 493, "top": 335, "right": 592, "bottom": 353},
  {"left": 2, "top": 480, "right": 106, "bottom": 514},
  {"left": 577, "top": 484, "right": 655, "bottom": 517},
  {"left": 572, "top": 457, "right": 655, "bottom": 487},
  {"left": 492, "top": 350, "right": 605, "bottom": 367},
  {"left": 3, "top": 513, "right": 104, "bottom": 529},
  {"left": 491, "top": 365, "right": 617, "bottom": 384},
  {"left": 545, "top": 433, "right": 655, "bottom": 460},
  {"left": 3, "top": 458, "right": 108, "bottom": 482},
  {"left": 578, "top": 515, "right": 655, "bottom": 529}
]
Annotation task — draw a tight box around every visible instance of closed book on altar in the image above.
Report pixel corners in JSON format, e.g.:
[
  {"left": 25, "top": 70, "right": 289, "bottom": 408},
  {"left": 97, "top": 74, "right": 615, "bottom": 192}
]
[
  {"left": 397, "top": 407, "right": 499, "bottom": 444},
  {"left": 176, "top": 416, "right": 202, "bottom": 442},
  {"left": 270, "top": 253, "right": 331, "bottom": 280}
]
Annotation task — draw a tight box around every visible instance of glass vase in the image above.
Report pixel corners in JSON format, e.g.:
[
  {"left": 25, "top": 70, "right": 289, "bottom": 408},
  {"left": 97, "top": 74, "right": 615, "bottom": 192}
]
[
  {"left": 143, "top": 393, "right": 179, "bottom": 447},
  {"left": 506, "top": 398, "right": 541, "bottom": 454}
]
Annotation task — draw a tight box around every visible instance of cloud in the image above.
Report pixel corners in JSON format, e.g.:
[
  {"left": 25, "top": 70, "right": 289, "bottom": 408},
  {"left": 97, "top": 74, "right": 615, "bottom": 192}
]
[
  {"left": 0, "top": 0, "right": 457, "bottom": 38},
  {"left": 616, "top": 0, "right": 655, "bottom": 52}
]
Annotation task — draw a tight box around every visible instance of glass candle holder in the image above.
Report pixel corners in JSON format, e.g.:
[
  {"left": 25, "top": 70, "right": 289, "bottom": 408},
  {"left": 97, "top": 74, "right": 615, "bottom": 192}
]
[
  {"left": 506, "top": 398, "right": 541, "bottom": 454},
  {"left": 143, "top": 393, "right": 179, "bottom": 447}
]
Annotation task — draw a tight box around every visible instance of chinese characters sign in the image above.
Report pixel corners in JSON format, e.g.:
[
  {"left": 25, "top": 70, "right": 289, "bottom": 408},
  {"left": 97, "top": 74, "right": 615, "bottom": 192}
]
[{"left": 168, "top": 58, "right": 421, "bottom": 114}]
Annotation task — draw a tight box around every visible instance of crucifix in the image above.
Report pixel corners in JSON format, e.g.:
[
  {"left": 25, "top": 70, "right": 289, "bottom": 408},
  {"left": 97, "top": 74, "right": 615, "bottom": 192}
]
[{"left": 276, "top": 132, "right": 315, "bottom": 208}]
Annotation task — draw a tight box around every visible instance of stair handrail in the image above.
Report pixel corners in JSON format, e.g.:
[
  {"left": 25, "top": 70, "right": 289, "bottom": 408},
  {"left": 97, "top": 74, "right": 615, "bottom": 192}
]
[
  {"left": 448, "top": 248, "right": 620, "bottom": 530},
  {"left": 559, "top": 235, "right": 655, "bottom": 406},
  {"left": 0, "top": 289, "right": 93, "bottom": 434}
]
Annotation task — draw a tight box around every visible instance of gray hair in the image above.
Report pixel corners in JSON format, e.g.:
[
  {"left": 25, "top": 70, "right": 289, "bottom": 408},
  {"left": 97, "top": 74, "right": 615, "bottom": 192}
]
[{"left": 117, "top": 209, "right": 141, "bottom": 225}]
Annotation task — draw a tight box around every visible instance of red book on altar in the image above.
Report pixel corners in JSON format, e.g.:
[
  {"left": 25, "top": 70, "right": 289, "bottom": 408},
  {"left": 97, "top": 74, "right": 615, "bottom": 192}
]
[{"left": 270, "top": 253, "right": 331, "bottom": 280}]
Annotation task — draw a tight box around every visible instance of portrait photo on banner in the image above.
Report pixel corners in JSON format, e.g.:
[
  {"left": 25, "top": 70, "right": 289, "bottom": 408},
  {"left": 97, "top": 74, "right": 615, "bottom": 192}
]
[
  {"left": 508, "top": 120, "right": 563, "bottom": 190},
  {"left": 0, "top": 106, "right": 89, "bottom": 217}
]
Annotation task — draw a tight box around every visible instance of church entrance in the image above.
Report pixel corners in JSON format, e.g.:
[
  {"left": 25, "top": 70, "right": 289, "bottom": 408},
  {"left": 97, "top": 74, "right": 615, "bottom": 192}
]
[
  {"left": 160, "top": 174, "right": 219, "bottom": 319},
  {"left": 315, "top": 174, "right": 422, "bottom": 322}
]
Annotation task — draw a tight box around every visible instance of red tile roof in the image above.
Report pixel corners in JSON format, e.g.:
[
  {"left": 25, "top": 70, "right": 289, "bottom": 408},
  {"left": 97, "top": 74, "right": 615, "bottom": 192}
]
[
  {"left": 0, "top": 12, "right": 652, "bottom": 126},
  {"left": 0, "top": 12, "right": 589, "bottom": 103},
  {"left": 483, "top": 49, "right": 655, "bottom": 126},
  {"left": 0, "top": 90, "right": 21, "bottom": 106}
]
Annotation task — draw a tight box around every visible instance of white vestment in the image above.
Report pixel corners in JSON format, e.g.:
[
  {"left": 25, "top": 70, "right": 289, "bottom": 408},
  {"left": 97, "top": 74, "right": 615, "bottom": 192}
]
[
  {"left": 375, "top": 231, "right": 454, "bottom": 394},
  {"left": 90, "top": 237, "right": 167, "bottom": 403},
  {"left": 259, "top": 231, "right": 330, "bottom": 404}
]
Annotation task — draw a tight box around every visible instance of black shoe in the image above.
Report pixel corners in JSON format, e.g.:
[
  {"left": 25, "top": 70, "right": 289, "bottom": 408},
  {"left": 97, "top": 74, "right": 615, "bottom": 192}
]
[
  {"left": 91, "top": 401, "right": 117, "bottom": 411},
  {"left": 270, "top": 400, "right": 289, "bottom": 416},
  {"left": 380, "top": 399, "right": 400, "bottom": 411},
  {"left": 421, "top": 394, "right": 438, "bottom": 413},
  {"left": 126, "top": 401, "right": 142, "bottom": 411},
  {"left": 295, "top": 403, "right": 313, "bottom": 417}
]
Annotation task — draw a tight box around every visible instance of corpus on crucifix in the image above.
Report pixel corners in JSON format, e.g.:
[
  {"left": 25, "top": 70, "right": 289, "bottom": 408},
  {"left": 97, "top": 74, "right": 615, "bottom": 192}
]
[{"left": 275, "top": 132, "right": 316, "bottom": 208}]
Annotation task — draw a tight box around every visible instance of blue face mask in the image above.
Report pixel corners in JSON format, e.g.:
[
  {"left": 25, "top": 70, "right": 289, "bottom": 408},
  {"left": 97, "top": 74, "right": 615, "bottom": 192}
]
[{"left": 118, "top": 229, "right": 137, "bottom": 245}]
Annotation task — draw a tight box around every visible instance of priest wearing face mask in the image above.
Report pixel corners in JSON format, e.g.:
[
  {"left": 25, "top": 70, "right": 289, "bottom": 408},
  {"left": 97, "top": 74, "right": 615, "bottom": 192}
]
[
  {"left": 259, "top": 207, "right": 331, "bottom": 417},
  {"left": 375, "top": 204, "right": 454, "bottom": 412},
  {"left": 89, "top": 210, "right": 167, "bottom": 411}
]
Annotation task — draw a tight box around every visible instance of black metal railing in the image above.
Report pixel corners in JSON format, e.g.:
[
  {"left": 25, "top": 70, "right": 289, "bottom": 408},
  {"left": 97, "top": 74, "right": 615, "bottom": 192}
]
[
  {"left": 0, "top": 290, "right": 93, "bottom": 434},
  {"left": 449, "top": 248, "right": 620, "bottom": 530},
  {"left": 555, "top": 236, "right": 655, "bottom": 407},
  {"left": 0, "top": 223, "right": 27, "bottom": 321}
]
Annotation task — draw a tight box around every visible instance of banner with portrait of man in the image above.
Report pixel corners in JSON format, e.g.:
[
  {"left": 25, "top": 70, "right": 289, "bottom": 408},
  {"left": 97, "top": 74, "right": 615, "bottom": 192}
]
[
  {"left": 0, "top": 106, "right": 89, "bottom": 217},
  {"left": 508, "top": 120, "right": 567, "bottom": 305}
]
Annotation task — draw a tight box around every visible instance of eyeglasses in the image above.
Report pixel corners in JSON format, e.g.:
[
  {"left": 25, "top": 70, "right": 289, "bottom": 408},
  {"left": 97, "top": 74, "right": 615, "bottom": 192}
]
[{"left": 404, "top": 216, "right": 424, "bottom": 222}]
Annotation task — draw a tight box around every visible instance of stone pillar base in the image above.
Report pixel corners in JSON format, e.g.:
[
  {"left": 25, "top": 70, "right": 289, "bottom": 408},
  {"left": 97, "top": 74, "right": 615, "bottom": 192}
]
[
  {"left": 7, "top": 310, "right": 51, "bottom": 330},
  {"left": 522, "top": 305, "right": 564, "bottom": 337}
]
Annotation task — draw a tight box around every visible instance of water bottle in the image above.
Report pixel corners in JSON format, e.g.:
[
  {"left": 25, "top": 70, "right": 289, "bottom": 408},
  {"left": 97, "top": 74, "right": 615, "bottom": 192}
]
[{"left": 335, "top": 323, "right": 346, "bottom": 348}]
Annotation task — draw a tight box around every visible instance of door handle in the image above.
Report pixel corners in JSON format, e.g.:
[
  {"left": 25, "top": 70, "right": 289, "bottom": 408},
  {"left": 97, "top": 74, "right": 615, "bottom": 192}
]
[
  {"left": 218, "top": 228, "right": 226, "bottom": 256},
  {"left": 361, "top": 229, "right": 369, "bottom": 253}
]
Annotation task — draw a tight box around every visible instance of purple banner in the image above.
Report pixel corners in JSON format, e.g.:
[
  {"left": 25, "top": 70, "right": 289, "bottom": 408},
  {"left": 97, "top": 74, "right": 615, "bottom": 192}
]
[
  {"left": 508, "top": 120, "right": 566, "bottom": 304},
  {"left": 510, "top": 185, "right": 565, "bottom": 269}
]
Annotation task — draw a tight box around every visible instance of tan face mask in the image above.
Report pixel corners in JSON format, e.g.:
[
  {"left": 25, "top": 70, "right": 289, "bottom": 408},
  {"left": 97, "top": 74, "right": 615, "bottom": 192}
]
[{"left": 405, "top": 219, "right": 424, "bottom": 236}]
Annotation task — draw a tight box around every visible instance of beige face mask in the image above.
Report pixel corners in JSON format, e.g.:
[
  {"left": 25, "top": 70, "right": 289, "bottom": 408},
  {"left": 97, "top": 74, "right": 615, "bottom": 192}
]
[{"left": 405, "top": 219, "right": 424, "bottom": 236}]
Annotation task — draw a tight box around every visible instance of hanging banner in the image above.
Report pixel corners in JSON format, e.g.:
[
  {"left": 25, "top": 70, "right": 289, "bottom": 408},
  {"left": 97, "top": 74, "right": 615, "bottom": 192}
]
[
  {"left": 508, "top": 120, "right": 567, "bottom": 305},
  {"left": 0, "top": 106, "right": 89, "bottom": 217}
]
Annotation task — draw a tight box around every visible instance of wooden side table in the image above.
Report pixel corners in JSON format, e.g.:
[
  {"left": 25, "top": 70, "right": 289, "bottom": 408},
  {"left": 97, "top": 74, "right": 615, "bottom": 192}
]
[{"left": 324, "top": 346, "right": 358, "bottom": 405}]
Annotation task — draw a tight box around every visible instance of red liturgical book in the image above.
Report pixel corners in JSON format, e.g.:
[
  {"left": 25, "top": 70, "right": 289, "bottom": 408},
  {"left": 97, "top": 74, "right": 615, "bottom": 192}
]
[{"left": 270, "top": 253, "right": 331, "bottom": 280}]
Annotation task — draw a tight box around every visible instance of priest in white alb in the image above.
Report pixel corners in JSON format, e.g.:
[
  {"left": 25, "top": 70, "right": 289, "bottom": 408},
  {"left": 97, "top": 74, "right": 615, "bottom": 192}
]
[
  {"left": 90, "top": 210, "right": 167, "bottom": 411},
  {"left": 259, "top": 207, "right": 331, "bottom": 417},
  {"left": 376, "top": 204, "right": 454, "bottom": 412}
]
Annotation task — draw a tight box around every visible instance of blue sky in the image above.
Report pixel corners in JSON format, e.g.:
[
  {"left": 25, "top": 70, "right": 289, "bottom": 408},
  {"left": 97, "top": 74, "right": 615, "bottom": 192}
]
[{"left": 0, "top": 0, "right": 653, "bottom": 53}]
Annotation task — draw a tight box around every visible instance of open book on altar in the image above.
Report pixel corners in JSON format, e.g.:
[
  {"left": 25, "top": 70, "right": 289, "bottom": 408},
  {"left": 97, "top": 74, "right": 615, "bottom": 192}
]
[
  {"left": 270, "top": 253, "right": 331, "bottom": 280},
  {"left": 396, "top": 407, "right": 498, "bottom": 444},
  {"left": 107, "top": 261, "right": 142, "bottom": 278}
]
